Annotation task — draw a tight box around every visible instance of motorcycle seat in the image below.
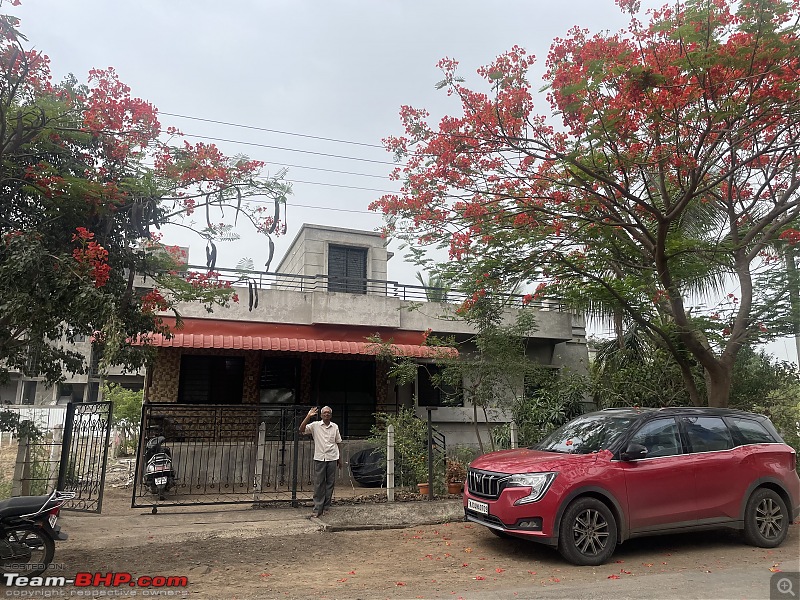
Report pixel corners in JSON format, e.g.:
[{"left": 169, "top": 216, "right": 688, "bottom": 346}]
[{"left": 0, "top": 495, "right": 58, "bottom": 519}]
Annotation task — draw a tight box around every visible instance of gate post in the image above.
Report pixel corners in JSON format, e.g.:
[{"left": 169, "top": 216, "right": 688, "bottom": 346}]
[
  {"left": 48, "top": 424, "right": 63, "bottom": 493},
  {"left": 56, "top": 402, "right": 77, "bottom": 491},
  {"left": 387, "top": 424, "right": 395, "bottom": 502},
  {"left": 254, "top": 422, "right": 266, "bottom": 493},
  {"left": 12, "top": 436, "right": 30, "bottom": 496},
  {"left": 291, "top": 408, "right": 300, "bottom": 508}
]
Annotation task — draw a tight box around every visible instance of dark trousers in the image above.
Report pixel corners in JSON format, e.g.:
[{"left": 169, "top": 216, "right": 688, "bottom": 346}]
[{"left": 312, "top": 460, "right": 337, "bottom": 515}]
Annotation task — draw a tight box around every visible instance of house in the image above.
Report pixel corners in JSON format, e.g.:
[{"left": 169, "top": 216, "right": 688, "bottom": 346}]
[
  {"left": 143, "top": 224, "right": 589, "bottom": 445},
  {"left": 0, "top": 335, "right": 143, "bottom": 406}
]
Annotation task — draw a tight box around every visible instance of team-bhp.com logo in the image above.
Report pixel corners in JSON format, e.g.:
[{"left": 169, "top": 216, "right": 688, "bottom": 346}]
[{"left": 3, "top": 572, "right": 188, "bottom": 589}]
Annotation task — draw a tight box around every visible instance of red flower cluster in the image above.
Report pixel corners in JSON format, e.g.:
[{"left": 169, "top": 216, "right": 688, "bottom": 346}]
[
  {"left": 185, "top": 270, "right": 233, "bottom": 291},
  {"left": 141, "top": 288, "right": 169, "bottom": 313},
  {"left": 71, "top": 228, "right": 110, "bottom": 287},
  {"left": 779, "top": 229, "right": 800, "bottom": 245}
]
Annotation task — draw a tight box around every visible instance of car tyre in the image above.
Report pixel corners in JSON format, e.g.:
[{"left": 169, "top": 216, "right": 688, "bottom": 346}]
[
  {"left": 557, "top": 497, "right": 618, "bottom": 566},
  {"left": 743, "top": 488, "right": 789, "bottom": 548}
]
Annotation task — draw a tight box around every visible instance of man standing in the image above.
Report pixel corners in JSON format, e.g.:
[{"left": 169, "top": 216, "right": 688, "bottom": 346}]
[{"left": 299, "top": 405, "right": 342, "bottom": 518}]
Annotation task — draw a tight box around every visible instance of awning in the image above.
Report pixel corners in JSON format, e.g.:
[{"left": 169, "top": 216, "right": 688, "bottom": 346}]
[{"left": 140, "top": 318, "right": 457, "bottom": 359}]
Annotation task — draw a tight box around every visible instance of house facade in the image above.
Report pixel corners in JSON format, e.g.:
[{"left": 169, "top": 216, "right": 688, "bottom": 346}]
[{"left": 143, "top": 224, "right": 589, "bottom": 445}]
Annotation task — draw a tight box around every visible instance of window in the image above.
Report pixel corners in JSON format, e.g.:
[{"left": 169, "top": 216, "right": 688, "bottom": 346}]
[
  {"left": 25, "top": 346, "right": 40, "bottom": 375},
  {"left": 178, "top": 355, "right": 245, "bottom": 404},
  {"left": 417, "top": 365, "right": 463, "bottom": 407},
  {"left": 682, "top": 416, "right": 733, "bottom": 453},
  {"left": 629, "top": 418, "right": 682, "bottom": 458},
  {"left": 728, "top": 417, "right": 776, "bottom": 445},
  {"left": 259, "top": 357, "right": 300, "bottom": 404},
  {"left": 21, "top": 381, "right": 37, "bottom": 405},
  {"left": 328, "top": 245, "right": 367, "bottom": 294}
]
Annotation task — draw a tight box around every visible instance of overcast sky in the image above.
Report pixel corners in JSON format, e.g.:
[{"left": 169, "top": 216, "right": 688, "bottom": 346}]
[{"left": 10, "top": 0, "right": 797, "bottom": 363}]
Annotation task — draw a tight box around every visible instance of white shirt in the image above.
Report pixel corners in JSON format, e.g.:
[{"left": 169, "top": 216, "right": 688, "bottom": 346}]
[{"left": 306, "top": 420, "right": 342, "bottom": 461}]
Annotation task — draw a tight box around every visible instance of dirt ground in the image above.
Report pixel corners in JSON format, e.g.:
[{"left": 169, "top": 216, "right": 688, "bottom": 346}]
[{"left": 47, "top": 483, "right": 800, "bottom": 600}]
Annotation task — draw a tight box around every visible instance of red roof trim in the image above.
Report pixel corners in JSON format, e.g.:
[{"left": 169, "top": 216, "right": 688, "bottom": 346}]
[{"left": 139, "top": 318, "right": 457, "bottom": 358}]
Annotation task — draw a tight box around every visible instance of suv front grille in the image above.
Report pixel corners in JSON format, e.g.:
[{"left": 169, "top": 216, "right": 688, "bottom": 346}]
[{"left": 467, "top": 468, "right": 506, "bottom": 499}]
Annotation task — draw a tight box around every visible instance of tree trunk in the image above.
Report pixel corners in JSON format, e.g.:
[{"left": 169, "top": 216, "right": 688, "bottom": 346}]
[
  {"left": 704, "top": 364, "right": 732, "bottom": 408},
  {"left": 614, "top": 309, "right": 624, "bottom": 350},
  {"left": 482, "top": 406, "right": 495, "bottom": 452},
  {"left": 472, "top": 403, "right": 484, "bottom": 454},
  {"left": 784, "top": 246, "right": 800, "bottom": 363},
  {"left": 675, "top": 359, "right": 703, "bottom": 406}
]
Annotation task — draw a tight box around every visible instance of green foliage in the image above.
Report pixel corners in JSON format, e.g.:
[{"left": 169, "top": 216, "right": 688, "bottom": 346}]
[
  {"left": 367, "top": 408, "right": 430, "bottom": 486},
  {"left": 0, "top": 478, "right": 10, "bottom": 500},
  {"left": 0, "top": 13, "right": 291, "bottom": 386},
  {"left": 415, "top": 271, "right": 450, "bottom": 303},
  {"left": 728, "top": 347, "right": 799, "bottom": 409},
  {"left": 0, "top": 408, "right": 42, "bottom": 440},
  {"left": 103, "top": 383, "right": 143, "bottom": 429},
  {"left": 590, "top": 333, "right": 702, "bottom": 408},
  {"left": 512, "top": 367, "right": 588, "bottom": 446}
]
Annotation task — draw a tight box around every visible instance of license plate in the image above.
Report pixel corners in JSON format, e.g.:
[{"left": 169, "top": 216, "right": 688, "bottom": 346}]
[
  {"left": 468, "top": 498, "right": 489, "bottom": 515},
  {"left": 48, "top": 514, "right": 57, "bottom": 529},
  {"left": 155, "top": 477, "right": 168, "bottom": 486}
]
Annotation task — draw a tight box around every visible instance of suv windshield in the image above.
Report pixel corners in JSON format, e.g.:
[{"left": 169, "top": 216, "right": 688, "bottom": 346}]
[{"left": 535, "top": 414, "right": 636, "bottom": 454}]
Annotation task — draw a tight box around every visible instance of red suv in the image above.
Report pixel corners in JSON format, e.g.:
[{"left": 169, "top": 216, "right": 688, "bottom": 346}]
[{"left": 464, "top": 407, "right": 800, "bottom": 565}]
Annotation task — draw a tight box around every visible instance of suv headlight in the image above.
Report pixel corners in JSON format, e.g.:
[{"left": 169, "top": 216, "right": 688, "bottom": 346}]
[{"left": 506, "top": 472, "right": 557, "bottom": 504}]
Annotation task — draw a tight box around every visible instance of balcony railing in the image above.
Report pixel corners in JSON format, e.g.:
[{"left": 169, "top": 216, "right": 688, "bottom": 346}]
[{"left": 184, "top": 265, "right": 565, "bottom": 311}]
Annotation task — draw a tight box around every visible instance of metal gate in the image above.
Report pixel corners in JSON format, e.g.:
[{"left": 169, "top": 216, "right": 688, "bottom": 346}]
[
  {"left": 57, "top": 401, "right": 113, "bottom": 513},
  {"left": 131, "top": 403, "right": 317, "bottom": 509}
]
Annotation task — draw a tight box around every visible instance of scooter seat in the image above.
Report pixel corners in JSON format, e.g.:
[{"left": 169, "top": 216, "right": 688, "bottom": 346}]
[{"left": 0, "top": 495, "right": 57, "bottom": 519}]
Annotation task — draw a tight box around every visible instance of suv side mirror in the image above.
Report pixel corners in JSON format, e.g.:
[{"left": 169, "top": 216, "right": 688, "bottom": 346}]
[{"left": 621, "top": 443, "right": 648, "bottom": 461}]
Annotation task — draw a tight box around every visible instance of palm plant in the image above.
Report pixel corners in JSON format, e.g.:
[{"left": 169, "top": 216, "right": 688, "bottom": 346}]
[{"left": 415, "top": 271, "right": 450, "bottom": 303}]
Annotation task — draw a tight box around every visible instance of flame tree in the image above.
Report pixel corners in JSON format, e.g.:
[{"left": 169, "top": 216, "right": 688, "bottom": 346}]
[
  {"left": 0, "top": 6, "right": 290, "bottom": 384},
  {"left": 372, "top": 0, "right": 800, "bottom": 408}
]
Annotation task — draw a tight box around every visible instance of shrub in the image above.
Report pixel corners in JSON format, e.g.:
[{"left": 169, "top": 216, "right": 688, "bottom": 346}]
[{"left": 368, "top": 407, "right": 433, "bottom": 487}]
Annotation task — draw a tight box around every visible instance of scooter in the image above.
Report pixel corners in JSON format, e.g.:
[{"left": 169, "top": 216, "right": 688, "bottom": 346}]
[
  {"left": 144, "top": 436, "right": 175, "bottom": 500},
  {"left": 0, "top": 490, "right": 75, "bottom": 577}
]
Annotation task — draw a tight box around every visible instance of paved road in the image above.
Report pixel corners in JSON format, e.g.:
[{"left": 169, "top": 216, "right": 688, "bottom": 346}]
[
  {"left": 445, "top": 569, "right": 799, "bottom": 600},
  {"left": 53, "top": 497, "right": 800, "bottom": 600}
]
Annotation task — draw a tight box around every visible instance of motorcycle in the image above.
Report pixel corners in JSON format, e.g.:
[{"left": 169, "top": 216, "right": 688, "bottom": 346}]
[
  {"left": 144, "top": 435, "right": 175, "bottom": 500},
  {"left": 0, "top": 490, "right": 75, "bottom": 577}
]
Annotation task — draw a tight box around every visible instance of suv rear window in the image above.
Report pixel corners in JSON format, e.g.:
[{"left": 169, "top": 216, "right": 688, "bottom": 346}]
[
  {"left": 682, "top": 416, "right": 733, "bottom": 452},
  {"left": 728, "top": 417, "right": 776, "bottom": 445}
]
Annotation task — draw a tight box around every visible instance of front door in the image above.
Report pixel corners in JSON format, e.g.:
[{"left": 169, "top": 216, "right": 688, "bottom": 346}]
[{"left": 620, "top": 417, "right": 696, "bottom": 532}]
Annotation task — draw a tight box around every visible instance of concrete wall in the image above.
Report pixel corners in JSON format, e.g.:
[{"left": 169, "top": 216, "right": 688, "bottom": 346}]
[
  {"left": 173, "top": 287, "right": 585, "bottom": 345},
  {"left": 275, "top": 224, "right": 390, "bottom": 282}
]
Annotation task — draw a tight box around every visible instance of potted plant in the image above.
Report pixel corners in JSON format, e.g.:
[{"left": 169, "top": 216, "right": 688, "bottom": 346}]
[
  {"left": 445, "top": 458, "right": 466, "bottom": 494},
  {"left": 411, "top": 455, "right": 431, "bottom": 495}
]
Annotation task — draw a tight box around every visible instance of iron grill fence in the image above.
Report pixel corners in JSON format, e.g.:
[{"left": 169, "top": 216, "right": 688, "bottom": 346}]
[
  {"left": 183, "top": 265, "right": 566, "bottom": 311},
  {"left": 133, "top": 403, "right": 371, "bottom": 508}
]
